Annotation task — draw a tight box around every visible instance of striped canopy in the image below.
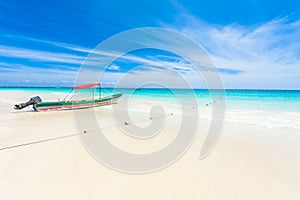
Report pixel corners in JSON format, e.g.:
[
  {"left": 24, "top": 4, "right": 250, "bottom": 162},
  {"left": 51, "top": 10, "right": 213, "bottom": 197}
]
[{"left": 72, "top": 83, "right": 100, "bottom": 90}]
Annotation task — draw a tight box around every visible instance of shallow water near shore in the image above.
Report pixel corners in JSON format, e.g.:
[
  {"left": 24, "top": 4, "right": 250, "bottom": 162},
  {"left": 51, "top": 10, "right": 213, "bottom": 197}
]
[{"left": 1, "top": 88, "right": 299, "bottom": 129}]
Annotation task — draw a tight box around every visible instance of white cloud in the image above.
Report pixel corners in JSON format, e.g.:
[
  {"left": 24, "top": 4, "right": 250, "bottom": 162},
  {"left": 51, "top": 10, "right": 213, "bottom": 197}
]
[
  {"left": 1, "top": 18, "right": 300, "bottom": 89},
  {"left": 164, "top": 13, "right": 300, "bottom": 89},
  {"left": 108, "top": 64, "right": 120, "bottom": 70},
  {"left": 0, "top": 45, "right": 85, "bottom": 64}
]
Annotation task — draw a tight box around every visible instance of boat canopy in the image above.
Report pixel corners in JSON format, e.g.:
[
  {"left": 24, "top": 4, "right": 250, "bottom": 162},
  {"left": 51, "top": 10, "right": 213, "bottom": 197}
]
[{"left": 72, "top": 83, "right": 101, "bottom": 90}]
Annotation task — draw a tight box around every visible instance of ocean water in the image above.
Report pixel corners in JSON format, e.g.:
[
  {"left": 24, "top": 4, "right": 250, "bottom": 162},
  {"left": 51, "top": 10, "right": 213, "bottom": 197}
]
[{"left": 0, "top": 87, "right": 299, "bottom": 129}]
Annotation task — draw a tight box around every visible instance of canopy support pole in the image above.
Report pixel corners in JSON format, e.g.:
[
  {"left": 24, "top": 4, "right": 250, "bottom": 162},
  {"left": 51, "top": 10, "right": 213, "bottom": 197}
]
[{"left": 99, "top": 84, "right": 101, "bottom": 99}]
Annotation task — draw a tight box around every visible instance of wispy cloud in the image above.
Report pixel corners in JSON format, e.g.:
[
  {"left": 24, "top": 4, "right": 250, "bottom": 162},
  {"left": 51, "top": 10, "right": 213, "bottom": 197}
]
[
  {"left": 0, "top": 45, "right": 85, "bottom": 65},
  {"left": 175, "top": 15, "right": 300, "bottom": 65},
  {"left": 0, "top": 61, "right": 77, "bottom": 74},
  {"left": 1, "top": 15, "right": 300, "bottom": 89},
  {"left": 209, "top": 19, "right": 299, "bottom": 65},
  {"left": 0, "top": 61, "right": 76, "bottom": 84},
  {"left": 162, "top": 8, "right": 300, "bottom": 88},
  {"left": 0, "top": 34, "right": 240, "bottom": 74},
  {"left": 107, "top": 64, "right": 120, "bottom": 70}
]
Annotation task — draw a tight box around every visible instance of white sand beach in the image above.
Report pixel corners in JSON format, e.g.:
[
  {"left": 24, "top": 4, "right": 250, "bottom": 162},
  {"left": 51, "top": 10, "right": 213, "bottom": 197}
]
[{"left": 0, "top": 92, "right": 300, "bottom": 200}]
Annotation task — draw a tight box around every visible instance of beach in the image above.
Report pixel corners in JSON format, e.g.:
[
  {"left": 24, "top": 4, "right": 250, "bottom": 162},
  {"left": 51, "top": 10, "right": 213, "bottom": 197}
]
[{"left": 0, "top": 89, "right": 300, "bottom": 199}]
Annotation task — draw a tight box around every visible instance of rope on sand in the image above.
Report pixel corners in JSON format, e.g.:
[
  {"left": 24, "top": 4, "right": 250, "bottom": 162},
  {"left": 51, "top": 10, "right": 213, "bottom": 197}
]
[
  {"left": 0, "top": 113, "right": 175, "bottom": 152},
  {"left": 0, "top": 132, "right": 85, "bottom": 151}
]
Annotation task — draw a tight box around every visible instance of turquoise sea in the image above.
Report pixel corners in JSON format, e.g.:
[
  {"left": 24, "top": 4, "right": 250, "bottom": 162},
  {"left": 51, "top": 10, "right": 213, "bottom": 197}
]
[
  {"left": 1, "top": 87, "right": 299, "bottom": 112},
  {"left": 1, "top": 87, "right": 299, "bottom": 129}
]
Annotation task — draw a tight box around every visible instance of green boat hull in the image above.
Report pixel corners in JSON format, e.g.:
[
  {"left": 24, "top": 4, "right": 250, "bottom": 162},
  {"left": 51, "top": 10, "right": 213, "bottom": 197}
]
[{"left": 33, "top": 93, "right": 122, "bottom": 111}]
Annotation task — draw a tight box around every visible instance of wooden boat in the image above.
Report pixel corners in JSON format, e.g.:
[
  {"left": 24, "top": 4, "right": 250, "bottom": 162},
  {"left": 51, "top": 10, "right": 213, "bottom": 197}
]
[{"left": 14, "top": 83, "right": 122, "bottom": 111}]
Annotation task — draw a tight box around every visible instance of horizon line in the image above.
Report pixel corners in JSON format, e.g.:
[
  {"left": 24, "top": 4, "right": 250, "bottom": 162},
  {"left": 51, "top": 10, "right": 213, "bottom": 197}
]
[{"left": 0, "top": 86, "right": 299, "bottom": 91}]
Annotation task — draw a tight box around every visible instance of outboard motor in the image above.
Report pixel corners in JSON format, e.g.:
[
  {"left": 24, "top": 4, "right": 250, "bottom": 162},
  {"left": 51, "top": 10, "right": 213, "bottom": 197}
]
[{"left": 14, "top": 96, "right": 42, "bottom": 110}]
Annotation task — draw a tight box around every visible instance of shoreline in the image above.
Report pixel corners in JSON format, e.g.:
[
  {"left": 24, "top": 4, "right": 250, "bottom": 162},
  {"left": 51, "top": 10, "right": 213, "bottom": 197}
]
[{"left": 1, "top": 89, "right": 300, "bottom": 130}]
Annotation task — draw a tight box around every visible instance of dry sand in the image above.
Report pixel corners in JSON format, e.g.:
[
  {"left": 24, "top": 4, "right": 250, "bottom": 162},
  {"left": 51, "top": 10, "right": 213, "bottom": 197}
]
[{"left": 0, "top": 99, "right": 299, "bottom": 200}]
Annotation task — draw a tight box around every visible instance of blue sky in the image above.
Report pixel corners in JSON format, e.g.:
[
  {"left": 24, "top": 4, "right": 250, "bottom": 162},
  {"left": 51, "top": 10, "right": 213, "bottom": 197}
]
[{"left": 0, "top": 0, "right": 300, "bottom": 89}]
